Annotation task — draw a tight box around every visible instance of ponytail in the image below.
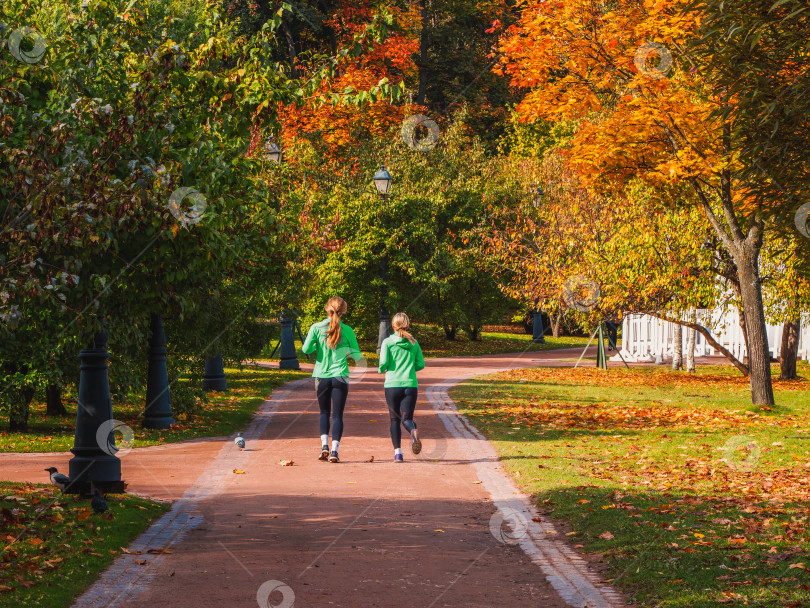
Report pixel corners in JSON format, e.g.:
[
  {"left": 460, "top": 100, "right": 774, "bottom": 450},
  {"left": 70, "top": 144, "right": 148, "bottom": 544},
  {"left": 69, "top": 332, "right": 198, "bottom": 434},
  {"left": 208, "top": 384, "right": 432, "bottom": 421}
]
[
  {"left": 391, "top": 312, "right": 415, "bottom": 344},
  {"left": 324, "top": 297, "right": 347, "bottom": 349}
]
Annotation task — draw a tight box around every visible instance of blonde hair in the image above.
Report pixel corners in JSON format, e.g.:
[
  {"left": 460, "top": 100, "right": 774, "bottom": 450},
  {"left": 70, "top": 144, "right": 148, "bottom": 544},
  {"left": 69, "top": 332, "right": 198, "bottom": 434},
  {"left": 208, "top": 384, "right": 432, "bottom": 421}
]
[
  {"left": 392, "top": 312, "right": 415, "bottom": 344},
  {"left": 324, "top": 297, "right": 347, "bottom": 349}
]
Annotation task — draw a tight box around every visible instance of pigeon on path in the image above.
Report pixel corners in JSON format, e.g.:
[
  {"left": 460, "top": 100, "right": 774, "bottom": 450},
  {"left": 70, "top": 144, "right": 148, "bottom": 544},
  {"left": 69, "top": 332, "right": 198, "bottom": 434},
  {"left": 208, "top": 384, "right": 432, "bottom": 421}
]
[
  {"left": 234, "top": 433, "right": 245, "bottom": 450},
  {"left": 44, "top": 467, "right": 69, "bottom": 491},
  {"left": 91, "top": 487, "right": 109, "bottom": 514}
]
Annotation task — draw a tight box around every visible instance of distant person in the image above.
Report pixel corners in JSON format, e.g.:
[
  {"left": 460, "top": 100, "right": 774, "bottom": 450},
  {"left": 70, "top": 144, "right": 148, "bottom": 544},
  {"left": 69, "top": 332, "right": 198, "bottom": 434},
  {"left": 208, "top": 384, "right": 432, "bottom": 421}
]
[
  {"left": 302, "top": 297, "right": 363, "bottom": 463},
  {"left": 378, "top": 313, "right": 425, "bottom": 462}
]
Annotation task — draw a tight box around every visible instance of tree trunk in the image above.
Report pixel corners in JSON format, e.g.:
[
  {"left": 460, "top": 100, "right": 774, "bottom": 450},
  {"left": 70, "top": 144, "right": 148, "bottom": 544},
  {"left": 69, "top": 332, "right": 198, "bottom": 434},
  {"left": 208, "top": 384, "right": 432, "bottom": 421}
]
[
  {"left": 281, "top": 13, "right": 298, "bottom": 79},
  {"left": 779, "top": 318, "right": 800, "bottom": 380},
  {"left": 728, "top": 280, "right": 751, "bottom": 363},
  {"left": 9, "top": 386, "right": 35, "bottom": 432},
  {"left": 46, "top": 384, "right": 68, "bottom": 416},
  {"left": 443, "top": 325, "right": 456, "bottom": 340},
  {"left": 467, "top": 325, "right": 481, "bottom": 341},
  {"left": 736, "top": 249, "right": 775, "bottom": 405},
  {"left": 690, "top": 165, "right": 773, "bottom": 404},
  {"left": 686, "top": 310, "right": 696, "bottom": 372},
  {"left": 319, "top": 0, "right": 338, "bottom": 56},
  {"left": 552, "top": 310, "right": 563, "bottom": 338},
  {"left": 416, "top": 0, "right": 429, "bottom": 105},
  {"left": 672, "top": 323, "right": 683, "bottom": 370}
]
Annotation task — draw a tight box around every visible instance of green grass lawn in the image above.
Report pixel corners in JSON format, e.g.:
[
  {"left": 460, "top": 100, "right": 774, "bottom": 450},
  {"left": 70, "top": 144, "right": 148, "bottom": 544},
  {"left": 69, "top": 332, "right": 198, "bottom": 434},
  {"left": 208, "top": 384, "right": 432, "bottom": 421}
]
[
  {"left": 0, "top": 367, "right": 308, "bottom": 453},
  {"left": 451, "top": 364, "right": 810, "bottom": 607},
  {"left": 0, "top": 482, "right": 168, "bottom": 608},
  {"left": 261, "top": 322, "right": 591, "bottom": 367}
]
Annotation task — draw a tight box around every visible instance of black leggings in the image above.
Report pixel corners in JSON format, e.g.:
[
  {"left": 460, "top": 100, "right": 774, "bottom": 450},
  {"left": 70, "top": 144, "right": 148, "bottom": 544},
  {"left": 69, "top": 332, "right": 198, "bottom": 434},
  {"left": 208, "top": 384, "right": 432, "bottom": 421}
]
[
  {"left": 385, "top": 387, "right": 418, "bottom": 449},
  {"left": 316, "top": 378, "right": 349, "bottom": 441}
]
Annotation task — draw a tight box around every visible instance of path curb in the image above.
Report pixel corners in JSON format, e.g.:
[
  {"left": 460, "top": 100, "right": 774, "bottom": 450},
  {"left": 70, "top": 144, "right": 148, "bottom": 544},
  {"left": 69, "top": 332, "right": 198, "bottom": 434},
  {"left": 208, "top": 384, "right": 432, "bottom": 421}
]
[
  {"left": 427, "top": 378, "right": 625, "bottom": 608},
  {"left": 71, "top": 379, "right": 312, "bottom": 608}
]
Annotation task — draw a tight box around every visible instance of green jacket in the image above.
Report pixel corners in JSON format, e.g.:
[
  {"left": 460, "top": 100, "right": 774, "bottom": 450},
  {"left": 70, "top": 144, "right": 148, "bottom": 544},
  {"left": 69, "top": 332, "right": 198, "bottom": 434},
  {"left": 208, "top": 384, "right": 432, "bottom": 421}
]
[
  {"left": 302, "top": 319, "right": 362, "bottom": 378},
  {"left": 378, "top": 335, "right": 425, "bottom": 387}
]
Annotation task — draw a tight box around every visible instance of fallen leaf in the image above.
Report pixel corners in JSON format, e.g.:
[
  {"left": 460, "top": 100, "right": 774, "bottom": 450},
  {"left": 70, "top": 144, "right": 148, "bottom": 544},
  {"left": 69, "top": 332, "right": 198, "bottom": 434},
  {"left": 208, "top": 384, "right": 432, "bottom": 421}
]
[
  {"left": 434, "top": 529, "right": 445, "bottom": 533},
  {"left": 121, "top": 548, "right": 142, "bottom": 555},
  {"left": 233, "top": 469, "right": 246, "bottom": 474},
  {"left": 473, "top": 481, "right": 482, "bottom": 484},
  {"left": 598, "top": 531, "right": 615, "bottom": 540},
  {"left": 788, "top": 562, "right": 807, "bottom": 570},
  {"left": 146, "top": 548, "right": 172, "bottom": 554},
  {"left": 277, "top": 460, "right": 294, "bottom": 467}
]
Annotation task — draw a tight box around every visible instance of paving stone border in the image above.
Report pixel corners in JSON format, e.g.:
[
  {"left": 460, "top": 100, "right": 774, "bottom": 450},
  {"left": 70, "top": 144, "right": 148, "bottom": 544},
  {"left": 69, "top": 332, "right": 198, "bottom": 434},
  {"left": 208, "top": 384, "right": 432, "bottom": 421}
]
[
  {"left": 427, "top": 377, "right": 625, "bottom": 608},
  {"left": 71, "top": 379, "right": 312, "bottom": 608}
]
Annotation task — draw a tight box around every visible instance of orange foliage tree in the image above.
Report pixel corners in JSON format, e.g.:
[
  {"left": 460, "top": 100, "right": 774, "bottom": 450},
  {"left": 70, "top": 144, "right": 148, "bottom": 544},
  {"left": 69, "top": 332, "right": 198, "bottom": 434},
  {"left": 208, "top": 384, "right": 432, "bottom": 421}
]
[{"left": 495, "top": 0, "right": 799, "bottom": 404}]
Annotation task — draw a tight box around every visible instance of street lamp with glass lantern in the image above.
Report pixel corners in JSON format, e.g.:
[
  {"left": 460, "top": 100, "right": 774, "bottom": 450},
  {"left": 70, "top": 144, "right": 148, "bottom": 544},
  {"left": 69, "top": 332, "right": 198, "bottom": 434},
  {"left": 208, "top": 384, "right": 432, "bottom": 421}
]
[
  {"left": 265, "top": 139, "right": 300, "bottom": 369},
  {"left": 265, "top": 139, "right": 283, "bottom": 164},
  {"left": 373, "top": 166, "right": 393, "bottom": 353}
]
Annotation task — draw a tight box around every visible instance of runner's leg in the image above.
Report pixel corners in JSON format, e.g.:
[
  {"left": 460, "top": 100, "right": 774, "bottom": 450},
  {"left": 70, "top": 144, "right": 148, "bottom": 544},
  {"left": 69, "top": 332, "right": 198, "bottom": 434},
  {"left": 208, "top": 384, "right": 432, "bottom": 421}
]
[
  {"left": 401, "top": 387, "right": 421, "bottom": 454},
  {"left": 330, "top": 378, "right": 349, "bottom": 442},
  {"left": 385, "top": 387, "right": 404, "bottom": 449},
  {"left": 316, "top": 378, "right": 332, "bottom": 438}
]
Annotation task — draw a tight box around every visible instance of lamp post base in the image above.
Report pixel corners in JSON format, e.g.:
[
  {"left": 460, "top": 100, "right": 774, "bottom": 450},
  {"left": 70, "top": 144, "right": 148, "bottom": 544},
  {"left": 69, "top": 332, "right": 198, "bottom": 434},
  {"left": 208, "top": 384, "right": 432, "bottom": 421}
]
[
  {"left": 142, "top": 313, "right": 175, "bottom": 429},
  {"left": 202, "top": 353, "right": 228, "bottom": 391},
  {"left": 278, "top": 315, "right": 300, "bottom": 370},
  {"left": 68, "top": 328, "right": 124, "bottom": 494},
  {"left": 532, "top": 310, "right": 546, "bottom": 343}
]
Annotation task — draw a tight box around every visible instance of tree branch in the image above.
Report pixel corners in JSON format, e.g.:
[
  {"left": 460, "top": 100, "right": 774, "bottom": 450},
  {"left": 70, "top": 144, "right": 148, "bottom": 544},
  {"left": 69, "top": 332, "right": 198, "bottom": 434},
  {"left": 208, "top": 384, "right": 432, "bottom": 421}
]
[{"left": 643, "top": 310, "right": 749, "bottom": 376}]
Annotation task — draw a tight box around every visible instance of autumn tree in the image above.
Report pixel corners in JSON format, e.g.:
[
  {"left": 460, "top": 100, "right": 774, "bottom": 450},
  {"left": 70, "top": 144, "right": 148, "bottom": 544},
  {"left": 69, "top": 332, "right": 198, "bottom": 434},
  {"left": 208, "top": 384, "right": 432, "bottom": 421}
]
[
  {"left": 495, "top": 0, "right": 810, "bottom": 404},
  {"left": 485, "top": 152, "right": 725, "bottom": 355},
  {"left": 0, "top": 0, "right": 387, "bottom": 428}
]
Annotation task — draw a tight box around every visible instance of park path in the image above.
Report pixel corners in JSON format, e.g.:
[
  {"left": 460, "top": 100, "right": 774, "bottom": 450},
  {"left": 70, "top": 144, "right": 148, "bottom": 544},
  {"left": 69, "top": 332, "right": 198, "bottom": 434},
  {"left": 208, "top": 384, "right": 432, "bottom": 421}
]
[{"left": 3, "top": 347, "right": 626, "bottom": 608}]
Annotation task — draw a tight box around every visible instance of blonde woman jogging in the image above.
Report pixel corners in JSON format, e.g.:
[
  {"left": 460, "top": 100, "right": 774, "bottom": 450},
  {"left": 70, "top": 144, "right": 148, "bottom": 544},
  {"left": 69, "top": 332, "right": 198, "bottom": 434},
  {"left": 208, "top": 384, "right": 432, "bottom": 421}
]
[
  {"left": 377, "top": 313, "right": 425, "bottom": 462},
  {"left": 302, "top": 297, "right": 363, "bottom": 463}
]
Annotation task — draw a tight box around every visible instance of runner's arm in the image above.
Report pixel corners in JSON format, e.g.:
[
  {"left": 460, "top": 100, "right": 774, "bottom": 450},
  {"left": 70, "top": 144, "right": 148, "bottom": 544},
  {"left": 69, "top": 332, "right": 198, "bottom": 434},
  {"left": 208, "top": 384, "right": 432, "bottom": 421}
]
[
  {"left": 347, "top": 328, "right": 363, "bottom": 362},
  {"left": 378, "top": 342, "right": 389, "bottom": 373},
  {"left": 302, "top": 325, "right": 317, "bottom": 355},
  {"left": 415, "top": 342, "right": 425, "bottom": 372}
]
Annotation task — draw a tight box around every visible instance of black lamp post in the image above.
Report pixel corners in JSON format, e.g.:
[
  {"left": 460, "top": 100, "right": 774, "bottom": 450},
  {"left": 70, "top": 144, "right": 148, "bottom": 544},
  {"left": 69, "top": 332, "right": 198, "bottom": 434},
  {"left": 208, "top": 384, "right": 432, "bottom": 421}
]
[
  {"left": 67, "top": 325, "right": 125, "bottom": 494},
  {"left": 142, "top": 313, "right": 176, "bottom": 427},
  {"left": 373, "top": 166, "right": 393, "bottom": 353},
  {"left": 531, "top": 298, "right": 546, "bottom": 344},
  {"left": 278, "top": 312, "right": 301, "bottom": 370},
  {"left": 266, "top": 139, "right": 301, "bottom": 369},
  {"left": 202, "top": 351, "right": 228, "bottom": 391}
]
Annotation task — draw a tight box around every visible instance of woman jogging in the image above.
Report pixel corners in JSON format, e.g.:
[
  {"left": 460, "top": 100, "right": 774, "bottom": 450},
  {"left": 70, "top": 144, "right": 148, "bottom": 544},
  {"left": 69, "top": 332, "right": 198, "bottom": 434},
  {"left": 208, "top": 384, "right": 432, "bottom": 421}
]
[
  {"left": 378, "top": 313, "right": 425, "bottom": 462},
  {"left": 302, "top": 297, "right": 363, "bottom": 463}
]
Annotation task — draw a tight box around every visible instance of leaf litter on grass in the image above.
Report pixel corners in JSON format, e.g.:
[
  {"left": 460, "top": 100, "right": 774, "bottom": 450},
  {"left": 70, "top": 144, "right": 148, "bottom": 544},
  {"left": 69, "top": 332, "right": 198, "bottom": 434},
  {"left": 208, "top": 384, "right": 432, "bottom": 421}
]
[
  {"left": 0, "top": 482, "right": 167, "bottom": 608},
  {"left": 453, "top": 365, "right": 810, "bottom": 607}
]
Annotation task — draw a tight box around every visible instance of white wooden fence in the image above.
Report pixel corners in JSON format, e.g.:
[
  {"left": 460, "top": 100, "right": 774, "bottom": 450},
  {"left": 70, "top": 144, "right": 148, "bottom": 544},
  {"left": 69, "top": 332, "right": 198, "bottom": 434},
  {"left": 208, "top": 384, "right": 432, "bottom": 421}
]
[{"left": 616, "top": 310, "right": 810, "bottom": 363}]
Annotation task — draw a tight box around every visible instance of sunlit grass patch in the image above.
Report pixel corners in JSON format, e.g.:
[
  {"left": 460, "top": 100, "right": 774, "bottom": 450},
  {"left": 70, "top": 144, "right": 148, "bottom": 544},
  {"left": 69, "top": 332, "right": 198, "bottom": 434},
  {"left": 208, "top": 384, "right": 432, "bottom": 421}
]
[
  {"left": 0, "top": 367, "right": 308, "bottom": 453},
  {"left": 452, "top": 364, "right": 810, "bottom": 607},
  {"left": 0, "top": 482, "right": 168, "bottom": 608}
]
